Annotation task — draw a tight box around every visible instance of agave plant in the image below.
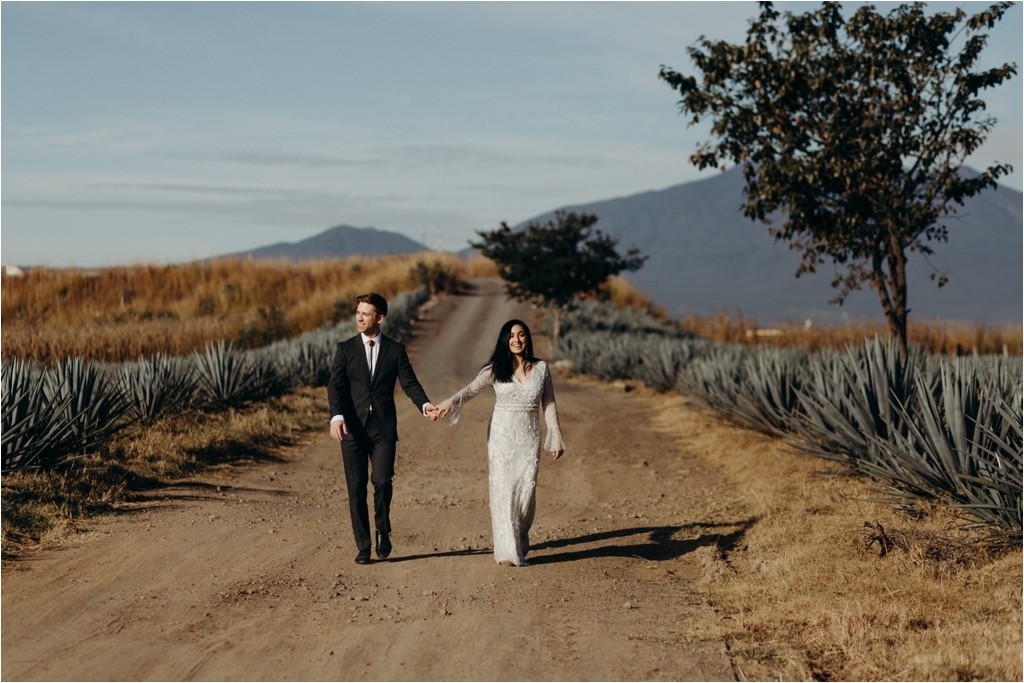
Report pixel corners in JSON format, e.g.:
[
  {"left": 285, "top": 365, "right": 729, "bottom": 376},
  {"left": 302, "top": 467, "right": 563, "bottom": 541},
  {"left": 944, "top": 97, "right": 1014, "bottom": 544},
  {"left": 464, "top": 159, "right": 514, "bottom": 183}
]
[
  {"left": 2, "top": 359, "right": 74, "bottom": 472},
  {"left": 193, "top": 341, "right": 287, "bottom": 409},
  {"left": 556, "top": 299, "right": 686, "bottom": 339},
  {"left": 119, "top": 354, "right": 197, "bottom": 424},
  {"left": 677, "top": 344, "right": 748, "bottom": 413},
  {"left": 43, "top": 357, "right": 135, "bottom": 464},
  {"left": 627, "top": 337, "right": 687, "bottom": 390},
  {"left": 870, "top": 359, "right": 1023, "bottom": 538},
  {"left": 730, "top": 347, "right": 808, "bottom": 437},
  {"left": 381, "top": 285, "right": 430, "bottom": 338},
  {"left": 557, "top": 327, "right": 713, "bottom": 390},
  {"left": 790, "top": 335, "right": 922, "bottom": 470}
]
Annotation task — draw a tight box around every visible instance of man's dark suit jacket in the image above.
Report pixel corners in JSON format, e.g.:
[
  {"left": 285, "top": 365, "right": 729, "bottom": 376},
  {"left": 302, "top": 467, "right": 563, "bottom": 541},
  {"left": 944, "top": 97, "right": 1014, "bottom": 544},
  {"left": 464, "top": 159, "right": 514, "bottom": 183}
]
[{"left": 327, "top": 334, "right": 430, "bottom": 443}]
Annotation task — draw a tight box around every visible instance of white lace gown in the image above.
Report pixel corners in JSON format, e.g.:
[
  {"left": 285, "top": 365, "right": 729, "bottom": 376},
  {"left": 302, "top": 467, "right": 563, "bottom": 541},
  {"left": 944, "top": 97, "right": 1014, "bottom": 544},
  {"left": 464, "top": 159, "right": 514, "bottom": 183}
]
[{"left": 445, "top": 360, "right": 565, "bottom": 566}]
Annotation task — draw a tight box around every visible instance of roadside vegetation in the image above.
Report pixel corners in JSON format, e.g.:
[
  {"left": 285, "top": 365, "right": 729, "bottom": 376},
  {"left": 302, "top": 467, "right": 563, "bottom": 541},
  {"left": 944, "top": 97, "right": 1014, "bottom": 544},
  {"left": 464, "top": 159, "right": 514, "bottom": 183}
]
[
  {"left": 555, "top": 297, "right": 1022, "bottom": 541},
  {"left": 647, "top": 391, "right": 1021, "bottom": 681}
]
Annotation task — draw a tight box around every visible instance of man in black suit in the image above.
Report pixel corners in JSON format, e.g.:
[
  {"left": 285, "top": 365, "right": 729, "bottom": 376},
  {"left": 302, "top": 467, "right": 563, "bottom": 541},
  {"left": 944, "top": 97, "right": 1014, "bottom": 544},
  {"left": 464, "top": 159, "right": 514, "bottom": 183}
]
[{"left": 327, "top": 293, "right": 435, "bottom": 564}]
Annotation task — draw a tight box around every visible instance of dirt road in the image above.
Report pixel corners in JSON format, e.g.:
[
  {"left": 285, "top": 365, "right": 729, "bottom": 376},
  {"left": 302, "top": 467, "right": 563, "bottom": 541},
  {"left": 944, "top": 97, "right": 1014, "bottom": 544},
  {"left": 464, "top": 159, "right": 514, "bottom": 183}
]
[{"left": 2, "top": 279, "right": 736, "bottom": 681}]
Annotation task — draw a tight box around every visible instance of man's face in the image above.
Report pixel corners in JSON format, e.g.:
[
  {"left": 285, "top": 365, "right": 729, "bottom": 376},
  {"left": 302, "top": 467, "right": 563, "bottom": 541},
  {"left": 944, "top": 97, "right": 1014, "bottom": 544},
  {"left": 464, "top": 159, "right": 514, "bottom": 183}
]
[{"left": 356, "top": 302, "right": 384, "bottom": 336}]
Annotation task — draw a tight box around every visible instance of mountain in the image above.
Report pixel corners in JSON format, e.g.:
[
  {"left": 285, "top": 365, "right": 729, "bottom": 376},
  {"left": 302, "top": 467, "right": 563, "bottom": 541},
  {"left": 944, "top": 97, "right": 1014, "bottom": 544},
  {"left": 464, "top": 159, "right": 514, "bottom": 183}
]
[
  {"left": 231, "top": 225, "right": 425, "bottom": 260},
  {"left": 515, "top": 167, "right": 1022, "bottom": 325}
]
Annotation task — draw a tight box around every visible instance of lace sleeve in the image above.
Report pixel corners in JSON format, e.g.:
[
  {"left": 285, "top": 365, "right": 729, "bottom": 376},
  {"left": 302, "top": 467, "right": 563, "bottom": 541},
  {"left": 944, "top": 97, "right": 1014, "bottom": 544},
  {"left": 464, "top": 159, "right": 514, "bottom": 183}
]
[
  {"left": 540, "top": 364, "right": 565, "bottom": 452},
  {"left": 445, "top": 365, "right": 495, "bottom": 425}
]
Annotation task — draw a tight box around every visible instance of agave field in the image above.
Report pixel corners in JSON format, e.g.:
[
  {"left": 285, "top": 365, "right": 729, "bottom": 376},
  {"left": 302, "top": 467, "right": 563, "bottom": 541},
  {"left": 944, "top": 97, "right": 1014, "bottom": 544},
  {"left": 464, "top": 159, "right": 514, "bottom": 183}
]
[
  {"left": 2, "top": 286, "right": 430, "bottom": 474},
  {"left": 556, "top": 301, "right": 1023, "bottom": 541}
]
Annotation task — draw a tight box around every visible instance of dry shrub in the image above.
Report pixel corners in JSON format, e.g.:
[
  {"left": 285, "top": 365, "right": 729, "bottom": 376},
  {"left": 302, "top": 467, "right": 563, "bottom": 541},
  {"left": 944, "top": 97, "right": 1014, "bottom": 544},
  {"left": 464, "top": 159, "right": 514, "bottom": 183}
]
[
  {"left": 1, "top": 387, "right": 327, "bottom": 558},
  {"left": 648, "top": 393, "right": 1022, "bottom": 681},
  {"left": 593, "top": 276, "right": 667, "bottom": 317},
  {"left": 1, "top": 253, "right": 473, "bottom": 364},
  {"left": 462, "top": 254, "right": 500, "bottom": 277}
]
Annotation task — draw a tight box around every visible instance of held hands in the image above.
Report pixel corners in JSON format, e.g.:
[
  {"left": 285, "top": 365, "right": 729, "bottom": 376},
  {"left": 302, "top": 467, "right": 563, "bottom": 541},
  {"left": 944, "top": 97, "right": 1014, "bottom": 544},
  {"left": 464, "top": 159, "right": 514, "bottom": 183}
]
[{"left": 428, "top": 400, "right": 452, "bottom": 421}]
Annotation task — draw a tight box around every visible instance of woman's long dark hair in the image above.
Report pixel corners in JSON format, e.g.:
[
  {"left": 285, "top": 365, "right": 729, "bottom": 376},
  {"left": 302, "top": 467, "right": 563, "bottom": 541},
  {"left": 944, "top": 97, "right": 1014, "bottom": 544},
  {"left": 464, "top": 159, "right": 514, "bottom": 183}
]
[{"left": 487, "top": 319, "right": 539, "bottom": 383}]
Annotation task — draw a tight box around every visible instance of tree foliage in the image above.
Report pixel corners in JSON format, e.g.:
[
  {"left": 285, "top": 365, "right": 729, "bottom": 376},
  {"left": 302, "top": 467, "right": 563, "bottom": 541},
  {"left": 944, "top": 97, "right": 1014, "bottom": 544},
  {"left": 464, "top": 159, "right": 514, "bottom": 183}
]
[
  {"left": 472, "top": 211, "right": 647, "bottom": 343},
  {"left": 659, "top": 1, "right": 1016, "bottom": 354}
]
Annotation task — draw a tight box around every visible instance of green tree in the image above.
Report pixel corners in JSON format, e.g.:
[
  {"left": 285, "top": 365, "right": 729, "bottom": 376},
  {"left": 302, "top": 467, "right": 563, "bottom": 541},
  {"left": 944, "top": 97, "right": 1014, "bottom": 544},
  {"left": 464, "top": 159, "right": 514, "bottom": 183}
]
[
  {"left": 472, "top": 211, "right": 647, "bottom": 345},
  {"left": 659, "top": 1, "right": 1016, "bottom": 355}
]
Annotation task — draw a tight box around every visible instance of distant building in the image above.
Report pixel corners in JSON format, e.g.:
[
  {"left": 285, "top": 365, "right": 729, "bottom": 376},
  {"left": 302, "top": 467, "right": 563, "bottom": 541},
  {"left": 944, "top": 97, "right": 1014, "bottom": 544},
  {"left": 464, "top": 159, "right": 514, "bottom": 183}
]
[{"left": 4, "top": 265, "right": 25, "bottom": 277}]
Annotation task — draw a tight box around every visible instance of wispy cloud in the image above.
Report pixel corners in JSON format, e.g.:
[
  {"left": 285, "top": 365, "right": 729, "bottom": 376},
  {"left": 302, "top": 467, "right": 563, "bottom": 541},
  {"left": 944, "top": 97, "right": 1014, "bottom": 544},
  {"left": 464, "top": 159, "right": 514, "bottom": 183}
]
[
  {"left": 90, "top": 182, "right": 307, "bottom": 197},
  {"left": 219, "top": 152, "right": 369, "bottom": 169},
  {"left": 215, "top": 143, "right": 620, "bottom": 171}
]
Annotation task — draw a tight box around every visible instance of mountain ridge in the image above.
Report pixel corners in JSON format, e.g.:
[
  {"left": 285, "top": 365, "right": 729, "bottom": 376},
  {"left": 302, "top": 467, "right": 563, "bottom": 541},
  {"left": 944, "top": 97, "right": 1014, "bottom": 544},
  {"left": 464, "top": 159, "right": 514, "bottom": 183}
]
[{"left": 227, "top": 224, "right": 425, "bottom": 261}]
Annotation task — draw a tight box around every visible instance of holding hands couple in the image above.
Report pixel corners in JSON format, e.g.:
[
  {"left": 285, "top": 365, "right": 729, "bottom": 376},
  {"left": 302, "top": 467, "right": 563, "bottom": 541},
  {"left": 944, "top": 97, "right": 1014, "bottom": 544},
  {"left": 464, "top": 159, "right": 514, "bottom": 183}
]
[{"left": 327, "top": 293, "right": 565, "bottom": 567}]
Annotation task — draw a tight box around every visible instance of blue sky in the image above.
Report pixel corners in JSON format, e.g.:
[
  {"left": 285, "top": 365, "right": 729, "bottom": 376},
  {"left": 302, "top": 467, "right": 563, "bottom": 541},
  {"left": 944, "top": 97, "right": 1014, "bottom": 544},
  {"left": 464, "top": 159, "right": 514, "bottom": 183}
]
[{"left": 2, "top": 1, "right": 1021, "bottom": 267}]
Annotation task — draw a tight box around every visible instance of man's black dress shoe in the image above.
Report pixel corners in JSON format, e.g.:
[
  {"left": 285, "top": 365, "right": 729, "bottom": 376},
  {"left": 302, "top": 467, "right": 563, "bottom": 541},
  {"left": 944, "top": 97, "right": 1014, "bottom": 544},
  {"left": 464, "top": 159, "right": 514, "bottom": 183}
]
[
  {"left": 354, "top": 549, "right": 372, "bottom": 564},
  {"left": 375, "top": 530, "right": 392, "bottom": 559}
]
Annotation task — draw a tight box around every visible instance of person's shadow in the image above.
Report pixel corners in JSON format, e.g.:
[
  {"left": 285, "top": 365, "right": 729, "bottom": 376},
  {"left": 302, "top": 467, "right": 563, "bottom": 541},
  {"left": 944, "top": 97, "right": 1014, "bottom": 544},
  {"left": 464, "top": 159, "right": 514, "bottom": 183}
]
[
  {"left": 525, "top": 519, "right": 755, "bottom": 565},
  {"left": 385, "top": 519, "right": 755, "bottom": 564}
]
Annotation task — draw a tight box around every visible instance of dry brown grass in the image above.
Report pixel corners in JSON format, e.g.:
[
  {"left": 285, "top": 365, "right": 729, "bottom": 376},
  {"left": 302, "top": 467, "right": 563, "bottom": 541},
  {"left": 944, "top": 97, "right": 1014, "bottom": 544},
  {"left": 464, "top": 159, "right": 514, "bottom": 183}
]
[
  {"left": 679, "top": 311, "right": 1023, "bottom": 356},
  {"left": 1, "top": 387, "right": 327, "bottom": 558},
  {"left": 462, "top": 254, "right": 500, "bottom": 277},
  {"left": 647, "top": 392, "right": 1022, "bottom": 681},
  {"left": 592, "top": 275, "right": 668, "bottom": 316},
  {"left": 1, "top": 253, "right": 474, "bottom": 364}
]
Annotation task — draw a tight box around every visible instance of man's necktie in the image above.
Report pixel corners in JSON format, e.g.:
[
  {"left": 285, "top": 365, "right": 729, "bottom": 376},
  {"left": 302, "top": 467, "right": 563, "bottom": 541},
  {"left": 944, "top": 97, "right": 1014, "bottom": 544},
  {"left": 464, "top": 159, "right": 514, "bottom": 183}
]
[{"left": 367, "top": 339, "right": 375, "bottom": 375}]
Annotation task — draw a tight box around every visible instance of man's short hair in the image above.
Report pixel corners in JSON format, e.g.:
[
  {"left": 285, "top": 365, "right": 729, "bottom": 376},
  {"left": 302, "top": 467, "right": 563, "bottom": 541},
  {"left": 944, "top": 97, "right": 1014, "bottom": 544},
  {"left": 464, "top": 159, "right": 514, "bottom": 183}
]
[{"left": 356, "top": 293, "right": 388, "bottom": 317}]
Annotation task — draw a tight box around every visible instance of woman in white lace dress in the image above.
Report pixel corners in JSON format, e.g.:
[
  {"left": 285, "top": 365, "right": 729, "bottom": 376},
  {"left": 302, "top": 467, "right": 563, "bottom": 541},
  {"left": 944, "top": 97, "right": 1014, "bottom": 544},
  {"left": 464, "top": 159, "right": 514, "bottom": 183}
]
[{"left": 435, "top": 320, "right": 564, "bottom": 566}]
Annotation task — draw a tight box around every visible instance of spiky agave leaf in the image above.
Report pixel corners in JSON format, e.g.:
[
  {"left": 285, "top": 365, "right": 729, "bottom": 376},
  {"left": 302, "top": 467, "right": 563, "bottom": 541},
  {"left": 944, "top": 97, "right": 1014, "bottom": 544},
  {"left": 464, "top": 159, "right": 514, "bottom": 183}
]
[
  {"left": 869, "top": 359, "right": 1022, "bottom": 537},
  {"left": 119, "top": 354, "right": 197, "bottom": 424},
  {"left": 791, "top": 336, "right": 922, "bottom": 470},
  {"left": 43, "top": 357, "right": 134, "bottom": 464},
  {"left": 381, "top": 285, "right": 430, "bottom": 338},
  {"left": 556, "top": 330, "right": 706, "bottom": 389},
  {"left": 555, "top": 299, "right": 686, "bottom": 339},
  {"left": 264, "top": 327, "right": 337, "bottom": 387},
  {"left": 193, "top": 341, "right": 251, "bottom": 409},
  {"left": 245, "top": 347, "right": 292, "bottom": 399},
  {"left": 630, "top": 337, "right": 687, "bottom": 390},
  {"left": 677, "top": 344, "right": 749, "bottom": 414},
  {"left": 193, "top": 341, "right": 282, "bottom": 409},
  {"left": 729, "top": 347, "right": 808, "bottom": 437},
  {"left": 1, "top": 359, "right": 75, "bottom": 472}
]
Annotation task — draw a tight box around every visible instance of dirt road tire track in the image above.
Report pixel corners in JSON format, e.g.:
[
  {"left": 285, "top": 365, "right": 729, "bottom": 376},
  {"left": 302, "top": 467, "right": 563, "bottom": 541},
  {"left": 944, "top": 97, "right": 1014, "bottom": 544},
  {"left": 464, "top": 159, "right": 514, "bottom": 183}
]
[{"left": 2, "top": 279, "right": 735, "bottom": 681}]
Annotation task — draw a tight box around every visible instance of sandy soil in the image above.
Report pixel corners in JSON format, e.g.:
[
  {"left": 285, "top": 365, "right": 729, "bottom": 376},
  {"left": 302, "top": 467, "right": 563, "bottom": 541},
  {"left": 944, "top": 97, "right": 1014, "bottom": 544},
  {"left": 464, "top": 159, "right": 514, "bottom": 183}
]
[{"left": 2, "top": 279, "right": 736, "bottom": 681}]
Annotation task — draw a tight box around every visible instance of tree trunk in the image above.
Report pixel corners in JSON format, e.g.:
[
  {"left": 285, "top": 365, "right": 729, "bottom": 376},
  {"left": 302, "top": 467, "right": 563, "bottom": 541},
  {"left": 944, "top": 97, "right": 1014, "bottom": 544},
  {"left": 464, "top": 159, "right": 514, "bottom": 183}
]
[
  {"left": 551, "top": 306, "right": 563, "bottom": 350},
  {"left": 873, "top": 235, "right": 910, "bottom": 359}
]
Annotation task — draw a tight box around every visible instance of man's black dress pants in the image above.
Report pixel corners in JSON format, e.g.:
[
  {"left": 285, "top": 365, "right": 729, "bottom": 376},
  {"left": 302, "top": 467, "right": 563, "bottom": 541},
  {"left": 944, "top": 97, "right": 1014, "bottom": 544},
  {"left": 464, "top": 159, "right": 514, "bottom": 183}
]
[{"left": 340, "top": 416, "right": 396, "bottom": 552}]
